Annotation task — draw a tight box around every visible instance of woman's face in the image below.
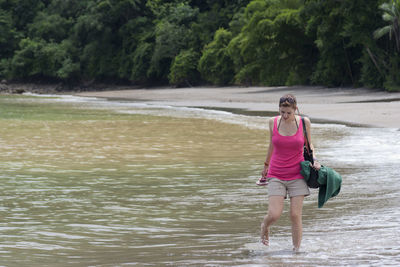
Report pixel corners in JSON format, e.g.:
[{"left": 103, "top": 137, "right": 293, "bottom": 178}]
[{"left": 279, "top": 106, "right": 296, "bottom": 121}]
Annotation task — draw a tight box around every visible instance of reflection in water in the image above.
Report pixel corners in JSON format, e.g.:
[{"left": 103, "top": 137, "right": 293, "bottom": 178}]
[{"left": 0, "top": 95, "right": 399, "bottom": 266}]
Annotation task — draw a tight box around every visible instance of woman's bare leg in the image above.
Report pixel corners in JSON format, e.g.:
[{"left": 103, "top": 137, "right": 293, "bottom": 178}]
[
  {"left": 261, "top": 196, "right": 284, "bottom": 245},
  {"left": 290, "top": 195, "right": 305, "bottom": 251}
]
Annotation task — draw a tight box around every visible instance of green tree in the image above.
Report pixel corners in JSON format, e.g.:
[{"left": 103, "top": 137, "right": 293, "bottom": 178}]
[
  {"left": 168, "top": 48, "right": 199, "bottom": 86},
  {"left": 0, "top": 0, "right": 396, "bottom": 89},
  {"left": 11, "top": 38, "right": 79, "bottom": 80},
  {"left": 0, "top": 9, "right": 18, "bottom": 58},
  {"left": 117, "top": 16, "right": 155, "bottom": 83},
  {"left": 373, "top": 0, "right": 400, "bottom": 91},
  {"left": 374, "top": 0, "right": 400, "bottom": 52},
  {"left": 150, "top": 2, "right": 199, "bottom": 81},
  {"left": 226, "top": 0, "right": 312, "bottom": 86},
  {"left": 190, "top": 0, "right": 250, "bottom": 47},
  {"left": 198, "top": 28, "right": 234, "bottom": 85},
  {"left": 304, "top": 0, "right": 353, "bottom": 86},
  {"left": 5, "top": 0, "right": 46, "bottom": 31},
  {"left": 0, "top": 8, "right": 19, "bottom": 78},
  {"left": 28, "top": 12, "right": 73, "bottom": 42}
]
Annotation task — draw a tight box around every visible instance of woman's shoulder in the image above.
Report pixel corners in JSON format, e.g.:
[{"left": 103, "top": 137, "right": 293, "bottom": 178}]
[
  {"left": 300, "top": 116, "right": 311, "bottom": 127},
  {"left": 268, "top": 117, "right": 274, "bottom": 125},
  {"left": 269, "top": 116, "right": 278, "bottom": 122},
  {"left": 296, "top": 115, "right": 309, "bottom": 121},
  {"left": 269, "top": 116, "right": 279, "bottom": 125},
  {"left": 268, "top": 116, "right": 277, "bottom": 129}
]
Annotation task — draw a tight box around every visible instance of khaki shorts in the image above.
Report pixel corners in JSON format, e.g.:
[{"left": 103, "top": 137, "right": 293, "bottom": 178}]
[{"left": 267, "top": 178, "right": 310, "bottom": 198}]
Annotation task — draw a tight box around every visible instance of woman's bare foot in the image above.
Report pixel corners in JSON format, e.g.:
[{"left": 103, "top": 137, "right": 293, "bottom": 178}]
[{"left": 260, "top": 223, "right": 269, "bottom": 246}]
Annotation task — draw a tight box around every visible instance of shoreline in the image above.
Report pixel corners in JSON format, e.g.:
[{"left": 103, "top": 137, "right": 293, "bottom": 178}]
[
  {"left": 185, "top": 106, "right": 372, "bottom": 128},
  {"left": 74, "top": 86, "right": 400, "bottom": 129}
]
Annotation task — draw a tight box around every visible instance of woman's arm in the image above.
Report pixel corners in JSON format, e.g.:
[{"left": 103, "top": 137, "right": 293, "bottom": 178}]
[
  {"left": 304, "top": 117, "right": 321, "bottom": 170},
  {"left": 262, "top": 118, "right": 274, "bottom": 177}
]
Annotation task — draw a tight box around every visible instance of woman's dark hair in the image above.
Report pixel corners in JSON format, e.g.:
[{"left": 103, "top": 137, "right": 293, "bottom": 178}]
[{"left": 279, "top": 94, "right": 297, "bottom": 109}]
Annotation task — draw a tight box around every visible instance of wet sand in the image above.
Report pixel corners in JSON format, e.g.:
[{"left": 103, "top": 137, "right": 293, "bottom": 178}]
[{"left": 75, "top": 86, "right": 400, "bottom": 128}]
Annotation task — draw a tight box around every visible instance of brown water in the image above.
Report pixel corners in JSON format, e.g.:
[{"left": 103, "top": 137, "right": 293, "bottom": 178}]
[{"left": 0, "top": 95, "right": 399, "bottom": 266}]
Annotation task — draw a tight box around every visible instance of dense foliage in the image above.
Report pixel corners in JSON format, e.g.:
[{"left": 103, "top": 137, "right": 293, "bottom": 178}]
[{"left": 0, "top": 0, "right": 399, "bottom": 90}]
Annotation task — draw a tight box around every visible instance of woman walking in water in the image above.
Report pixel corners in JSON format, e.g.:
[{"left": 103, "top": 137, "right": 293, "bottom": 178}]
[{"left": 257, "top": 94, "right": 320, "bottom": 252}]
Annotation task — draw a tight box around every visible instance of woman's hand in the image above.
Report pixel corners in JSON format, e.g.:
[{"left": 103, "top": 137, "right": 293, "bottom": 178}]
[
  {"left": 261, "top": 165, "right": 269, "bottom": 178},
  {"left": 311, "top": 160, "right": 321, "bottom": 170}
]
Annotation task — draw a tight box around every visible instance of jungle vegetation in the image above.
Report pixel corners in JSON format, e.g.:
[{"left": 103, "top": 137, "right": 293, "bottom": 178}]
[{"left": 0, "top": 0, "right": 399, "bottom": 91}]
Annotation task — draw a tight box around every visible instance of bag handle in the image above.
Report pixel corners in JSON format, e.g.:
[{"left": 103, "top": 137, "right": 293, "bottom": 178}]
[{"left": 302, "top": 117, "right": 314, "bottom": 164}]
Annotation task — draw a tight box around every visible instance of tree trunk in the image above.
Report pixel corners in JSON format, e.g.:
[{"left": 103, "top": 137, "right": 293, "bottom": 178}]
[{"left": 366, "top": 46, "right": 385, "bottom": 77}]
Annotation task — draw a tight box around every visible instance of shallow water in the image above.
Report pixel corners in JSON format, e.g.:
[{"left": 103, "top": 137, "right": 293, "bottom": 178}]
[{"left": 0, "top": 95, "right": 399, "bottom": 266}]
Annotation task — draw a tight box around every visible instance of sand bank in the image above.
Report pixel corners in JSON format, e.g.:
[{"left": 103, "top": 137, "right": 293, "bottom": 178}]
[{"left": 76, "top": 86, "right": 400, "bottom": 128}]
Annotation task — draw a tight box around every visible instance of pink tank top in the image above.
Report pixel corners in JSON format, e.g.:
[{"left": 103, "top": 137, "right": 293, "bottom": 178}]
[{"left": 267, "top": 116, "right": 304, "bottom": 181}]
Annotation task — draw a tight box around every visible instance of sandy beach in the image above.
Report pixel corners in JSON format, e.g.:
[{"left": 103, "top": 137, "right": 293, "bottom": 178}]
[{"left": 76, "top": 86, "right": 400, "bottom": 128}]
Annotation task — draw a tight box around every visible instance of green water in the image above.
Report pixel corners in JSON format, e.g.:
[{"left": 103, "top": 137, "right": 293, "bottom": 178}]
[{"left": 0, "top": 95, "right": 267, "bottom": 266}]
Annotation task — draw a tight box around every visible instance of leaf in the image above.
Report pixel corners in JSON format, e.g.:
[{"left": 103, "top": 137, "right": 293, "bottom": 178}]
[{"left": 373, "top": 25, "right": 393, "bottom": 39}]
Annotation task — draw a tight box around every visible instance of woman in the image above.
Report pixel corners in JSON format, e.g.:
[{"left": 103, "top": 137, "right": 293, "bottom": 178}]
[{"left": 257, "top": 94, "right": 320, "bottom": 252}]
